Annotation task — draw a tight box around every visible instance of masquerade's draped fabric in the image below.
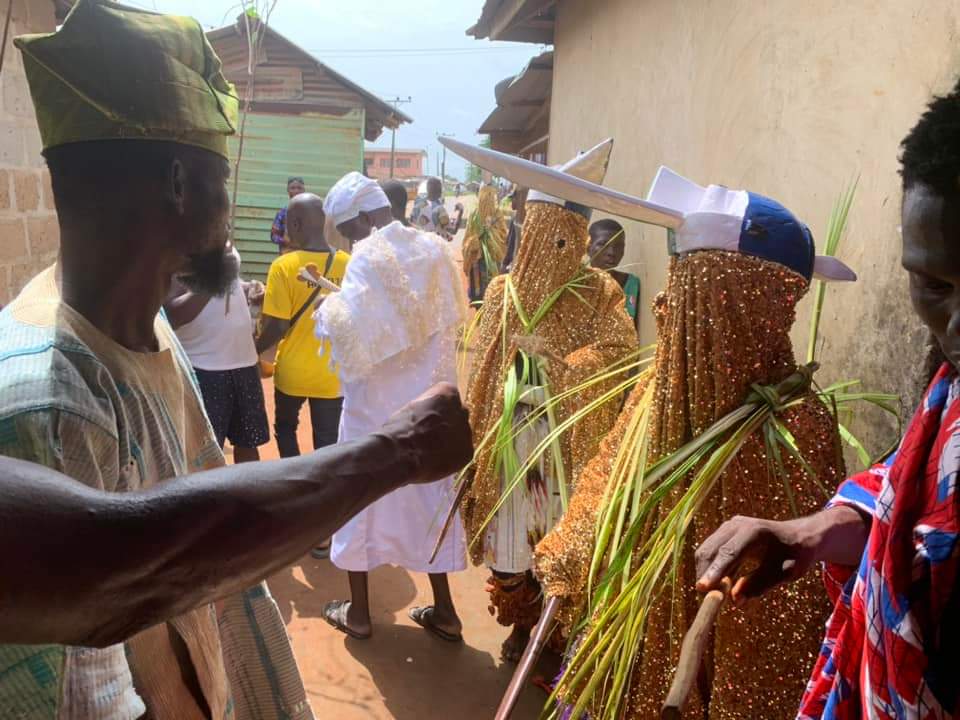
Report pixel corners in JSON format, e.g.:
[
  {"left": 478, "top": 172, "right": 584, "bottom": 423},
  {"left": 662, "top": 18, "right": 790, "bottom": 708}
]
[
  {"left": 798, "top": 364, "right": 960, "bottom": 720},
  {"left": 536, "top": 251, "right": 844, "bottom": 719},
  {"left": 462, "top": 201, "right": 636, "bottom": 566},
  {"left": 485, "top": 399, "right": 562, "bottom": 575}
]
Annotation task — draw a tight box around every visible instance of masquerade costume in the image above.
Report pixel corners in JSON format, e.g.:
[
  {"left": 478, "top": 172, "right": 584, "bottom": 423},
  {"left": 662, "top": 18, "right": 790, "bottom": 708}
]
[
  {"left": 441, "top": 140, "right": 858, "bottom": 718},
  {"left": 536, "top": 169, "right": 855, "bottom": 719},
  {"left": 462, "top": 184, "right": 508, "bottom": 303},
  {"left": 451, "top": 139, "right": 637, "bottom": 637}
]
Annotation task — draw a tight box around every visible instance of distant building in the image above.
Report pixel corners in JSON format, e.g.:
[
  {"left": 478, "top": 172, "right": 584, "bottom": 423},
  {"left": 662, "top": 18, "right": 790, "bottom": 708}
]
[
  {"left": 364, "top": 149, "right": 427, "bottom": 180},
  {"left": 207, "top": 17, "right": 411, "bottom": 280}
]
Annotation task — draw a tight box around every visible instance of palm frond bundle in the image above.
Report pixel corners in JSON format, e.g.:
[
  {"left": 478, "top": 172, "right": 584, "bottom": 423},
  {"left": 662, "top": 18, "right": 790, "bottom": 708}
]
[{"left": 541, "top": 364, "right": 898, "bottom": 720}]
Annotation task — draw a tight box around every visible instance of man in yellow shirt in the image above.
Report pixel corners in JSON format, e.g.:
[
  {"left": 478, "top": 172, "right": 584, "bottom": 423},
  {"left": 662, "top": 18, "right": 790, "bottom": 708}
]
[{"left": 257, "top": 193, "right": 349, "bottom": 460}]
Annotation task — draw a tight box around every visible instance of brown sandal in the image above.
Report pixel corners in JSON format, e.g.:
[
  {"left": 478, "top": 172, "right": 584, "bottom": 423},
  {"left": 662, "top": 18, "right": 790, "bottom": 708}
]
[
  {"left": 409, "top": 606, "right": 463, "bottom": 643},
  {"left": 322, "top": 600, "right": 371, "bottom": 640}
]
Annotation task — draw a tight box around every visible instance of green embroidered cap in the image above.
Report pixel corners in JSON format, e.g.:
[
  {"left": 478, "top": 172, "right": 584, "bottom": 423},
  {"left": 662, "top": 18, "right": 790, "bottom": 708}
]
[{"left": 15, "top": 0, "right": 238, "bottom": 158}]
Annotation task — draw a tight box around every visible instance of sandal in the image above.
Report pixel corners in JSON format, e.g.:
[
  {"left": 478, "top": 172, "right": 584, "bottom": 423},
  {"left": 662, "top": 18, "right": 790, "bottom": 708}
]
[
  {"left": 322, "top": 600, "right": 371, "bottom": 640},
  {"left": 409, "top": 605, "right": 463, "bottom": 643}
]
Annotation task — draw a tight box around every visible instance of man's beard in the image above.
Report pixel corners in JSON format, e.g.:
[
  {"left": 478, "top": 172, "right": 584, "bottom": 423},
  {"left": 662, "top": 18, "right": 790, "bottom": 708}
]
[{"left": 178, "top": 246, "right": 239, "bottom": 297}]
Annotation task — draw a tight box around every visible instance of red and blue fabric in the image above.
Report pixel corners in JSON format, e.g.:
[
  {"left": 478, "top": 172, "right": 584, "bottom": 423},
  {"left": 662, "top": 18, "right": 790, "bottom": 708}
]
[{"left": 798, "top": 364, "right": 960, "bottom": 720}]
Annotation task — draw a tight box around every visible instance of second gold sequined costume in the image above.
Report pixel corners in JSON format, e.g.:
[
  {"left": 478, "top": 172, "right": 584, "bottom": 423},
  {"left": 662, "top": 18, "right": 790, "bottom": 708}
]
[{"left": 536, "top": 251, "right": 843, "bottom": 719}]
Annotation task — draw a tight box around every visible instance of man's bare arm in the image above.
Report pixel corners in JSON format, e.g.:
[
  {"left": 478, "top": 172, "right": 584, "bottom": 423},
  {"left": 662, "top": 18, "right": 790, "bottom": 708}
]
[
  {"left": 0, "top": 384, "right": 471, "bottom": 648},
  {"left": 256, "top": 313, "right": 289, "bottom": 354}
]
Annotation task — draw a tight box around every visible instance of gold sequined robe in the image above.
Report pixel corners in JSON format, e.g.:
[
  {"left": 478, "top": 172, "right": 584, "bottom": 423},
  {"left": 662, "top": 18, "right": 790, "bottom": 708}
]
[
  {"left": 536, "top": 251, "right": 843, "bottom": 719},
  {"left": 462, "top": 201, "right": 637, "bottom": 567}
]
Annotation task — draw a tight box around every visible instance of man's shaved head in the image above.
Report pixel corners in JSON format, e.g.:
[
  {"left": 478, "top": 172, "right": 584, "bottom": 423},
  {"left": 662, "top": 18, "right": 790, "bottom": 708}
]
[
  {"left": 427, "top": 176, "right": 443, "bottom": 201},
  {"left": 286, "top": 192, "right": 326, "bottom": 249},
  {"left": 380, "top": 179, "right": 409, "bottom": 225}
]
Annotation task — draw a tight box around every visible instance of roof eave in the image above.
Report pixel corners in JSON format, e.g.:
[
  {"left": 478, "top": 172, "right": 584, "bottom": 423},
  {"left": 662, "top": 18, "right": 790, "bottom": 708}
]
[
  {"left": 208, "top": 21, "right": 414, "bottom": 139},
  {"left": 468, "top": 0, "right": 556, "bottom": 44}
]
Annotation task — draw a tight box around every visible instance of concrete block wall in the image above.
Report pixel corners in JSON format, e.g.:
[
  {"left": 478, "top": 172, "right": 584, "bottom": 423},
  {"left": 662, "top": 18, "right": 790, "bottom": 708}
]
[
  {"left": 549, "top": 0, "right": 960, "bottom": 458},
  {"left": 0, "top": 0, "right": 58, "bottom": 306}
]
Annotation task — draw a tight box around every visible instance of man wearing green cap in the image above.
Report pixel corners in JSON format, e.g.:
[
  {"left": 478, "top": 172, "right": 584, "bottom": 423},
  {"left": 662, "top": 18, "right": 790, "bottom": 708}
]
[{"left": 0, "top": 2, "right": 473, "bottom": 719}]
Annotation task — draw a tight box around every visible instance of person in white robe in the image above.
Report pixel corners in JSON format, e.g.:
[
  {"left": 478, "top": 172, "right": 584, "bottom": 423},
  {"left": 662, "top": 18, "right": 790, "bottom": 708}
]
[{"left": 315, "top": 173, "right": 468, "bottom": 641}]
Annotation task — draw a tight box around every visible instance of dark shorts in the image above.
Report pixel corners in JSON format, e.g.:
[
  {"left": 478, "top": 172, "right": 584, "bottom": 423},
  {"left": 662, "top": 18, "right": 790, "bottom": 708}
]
[{"left": 194, "top": 365, "right": 270, "bottom": 449}]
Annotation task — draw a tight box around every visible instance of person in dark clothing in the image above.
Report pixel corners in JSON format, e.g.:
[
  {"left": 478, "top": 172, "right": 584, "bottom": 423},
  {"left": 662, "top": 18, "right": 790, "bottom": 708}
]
[
  {"left": 270, "top": 176, "right": 306, "bottom": 254},
  {"left": 588, "top": 219, "right": 641, "bottom": 334}
]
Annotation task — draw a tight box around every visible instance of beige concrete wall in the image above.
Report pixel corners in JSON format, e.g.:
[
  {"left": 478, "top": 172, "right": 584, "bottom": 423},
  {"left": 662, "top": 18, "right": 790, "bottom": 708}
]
[
  {"left": 549, "top": 0, "right": 960, "bottom": 455},
  {"left": 0, "top": 0, "right": 58, "bottom": 306}
]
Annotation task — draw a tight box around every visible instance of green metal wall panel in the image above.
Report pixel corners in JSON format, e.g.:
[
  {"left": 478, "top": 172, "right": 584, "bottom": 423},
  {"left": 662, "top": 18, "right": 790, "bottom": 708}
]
[{"left": 228, "top": 110, "right": 363, "bottom": 281}]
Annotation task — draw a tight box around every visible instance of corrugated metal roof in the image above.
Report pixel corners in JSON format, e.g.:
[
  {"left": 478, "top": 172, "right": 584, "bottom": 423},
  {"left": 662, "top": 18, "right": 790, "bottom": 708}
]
[
  {"left": 468, "top": 0, "right": 556, "bottom": 43},
  {"left": 230, "top": 111, "right": 364, "bottom": 281},
  {"left": 479, "top": 50, "right": 553, "bottom": 135},
  {"left": 209, "top": 21, "right": 411, "bottom": 142}
]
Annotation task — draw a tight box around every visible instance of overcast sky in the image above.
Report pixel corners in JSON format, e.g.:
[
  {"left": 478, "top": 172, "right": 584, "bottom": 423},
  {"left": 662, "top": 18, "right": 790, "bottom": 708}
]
[{"left": 124, "top": 0, "right": 545, "bottom": 179}]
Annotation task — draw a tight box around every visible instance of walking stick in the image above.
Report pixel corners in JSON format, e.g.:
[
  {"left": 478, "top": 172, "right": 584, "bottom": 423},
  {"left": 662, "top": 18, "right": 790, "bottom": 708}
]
[
  {"left": 494, "top": 595, "right": 560, "bottom": 720},
  {"left": 661, "top": 578, "right": 732, "bottom": 720}
]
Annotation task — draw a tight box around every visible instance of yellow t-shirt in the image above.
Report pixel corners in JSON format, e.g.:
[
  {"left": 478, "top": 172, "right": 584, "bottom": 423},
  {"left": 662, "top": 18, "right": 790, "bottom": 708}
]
[{"left": 263, "top": 248, "right": 349, "bottom": 398}]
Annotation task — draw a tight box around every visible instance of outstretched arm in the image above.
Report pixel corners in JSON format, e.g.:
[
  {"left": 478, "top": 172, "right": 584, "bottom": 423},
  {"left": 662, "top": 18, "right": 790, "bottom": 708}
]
[{"left": 0, "top": 384, "right": 471, "bottom": 649}]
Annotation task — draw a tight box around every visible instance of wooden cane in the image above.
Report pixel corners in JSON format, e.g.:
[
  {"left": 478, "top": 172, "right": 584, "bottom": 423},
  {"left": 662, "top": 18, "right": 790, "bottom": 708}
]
[
  {"left": 661, "top": 578, "right": 732, "bottom": 720},
  {"left": 494, "top": 595, "right": 560, "bottom": 720},
  {"left": 429, "top": 476, "right": 471, "bottom": 564}
]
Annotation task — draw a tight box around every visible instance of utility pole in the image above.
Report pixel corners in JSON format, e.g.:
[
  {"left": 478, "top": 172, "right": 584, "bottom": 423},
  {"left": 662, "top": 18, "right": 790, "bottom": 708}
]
[
  {"left": 386, "top": 95, "right": 412, "bottom": 178},
  {"left": 437, "top": 132, "right": 455, "bottom": 189}
]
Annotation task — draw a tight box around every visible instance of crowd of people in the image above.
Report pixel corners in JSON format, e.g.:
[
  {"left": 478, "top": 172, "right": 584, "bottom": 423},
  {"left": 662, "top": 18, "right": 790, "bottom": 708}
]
[{"left": 0, "top": 2, "right": 956, "bottom": 720}]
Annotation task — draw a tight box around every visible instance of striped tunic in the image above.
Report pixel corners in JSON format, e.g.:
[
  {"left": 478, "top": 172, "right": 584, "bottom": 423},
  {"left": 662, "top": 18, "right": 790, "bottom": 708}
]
[{"left": 0, "top": 267, "right": 313, "bottom": 720}]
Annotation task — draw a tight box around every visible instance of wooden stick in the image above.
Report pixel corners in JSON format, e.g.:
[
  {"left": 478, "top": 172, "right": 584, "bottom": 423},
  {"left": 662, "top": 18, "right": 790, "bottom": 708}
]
[
  {"left": 661, "top": 578, "right": 732, "bottom": 720},
  {"left": 428, "top": 475, "right": 471, "bottom": 563},
  {"left": 495, "top": 595, "right": 560, "bottom": 720},
  {"left": 296, "top": 267, "right": 340, "bottom": 294}
]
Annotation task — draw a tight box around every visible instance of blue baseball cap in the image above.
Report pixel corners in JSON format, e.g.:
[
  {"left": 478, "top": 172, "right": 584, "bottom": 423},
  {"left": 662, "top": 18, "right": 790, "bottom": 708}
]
[{"left": 649, "top": 167, "right": 855, "bottom": 282}]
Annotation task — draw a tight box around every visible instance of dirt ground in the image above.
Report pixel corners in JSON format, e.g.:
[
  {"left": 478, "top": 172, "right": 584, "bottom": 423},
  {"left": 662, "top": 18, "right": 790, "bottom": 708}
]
[
  {"left": 237, "top": 195, "right": 557, "bottom": 719},
  {"left": 247, "top": 381, "right": 553, "bottom": 720}
]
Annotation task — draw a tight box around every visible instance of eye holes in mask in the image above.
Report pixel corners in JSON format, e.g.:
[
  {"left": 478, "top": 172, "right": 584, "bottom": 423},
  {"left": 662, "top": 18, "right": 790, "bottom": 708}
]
[{"left": 557, "top": 238, "right": 567, "bottom": 249}]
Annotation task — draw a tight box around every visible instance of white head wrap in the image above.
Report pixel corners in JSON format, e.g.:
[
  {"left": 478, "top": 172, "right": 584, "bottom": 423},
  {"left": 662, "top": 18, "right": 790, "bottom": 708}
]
[{"left": 323, "top": 172, "right": 390, "bottom": 227}]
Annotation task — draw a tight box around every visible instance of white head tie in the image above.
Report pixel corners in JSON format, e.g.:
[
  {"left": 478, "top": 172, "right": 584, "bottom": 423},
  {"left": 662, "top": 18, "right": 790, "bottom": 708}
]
[{"left": 323, "top": 172, "right": 389, "bottom": 226}]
